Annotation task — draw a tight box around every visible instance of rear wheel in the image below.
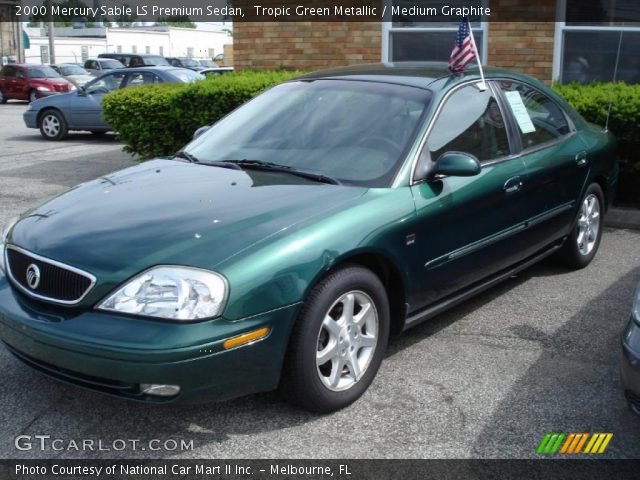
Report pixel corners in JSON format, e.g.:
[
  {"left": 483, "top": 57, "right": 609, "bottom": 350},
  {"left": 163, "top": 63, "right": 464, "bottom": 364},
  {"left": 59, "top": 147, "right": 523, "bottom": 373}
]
[
  {"left": 280, "top": 265, "right": 390, "bottom": 413},
  {"left": 557, "top": 183, "right": 604, "bottom": 269},
  {"left": 38, "top": 110, "right": 68, "bottom": 141}
]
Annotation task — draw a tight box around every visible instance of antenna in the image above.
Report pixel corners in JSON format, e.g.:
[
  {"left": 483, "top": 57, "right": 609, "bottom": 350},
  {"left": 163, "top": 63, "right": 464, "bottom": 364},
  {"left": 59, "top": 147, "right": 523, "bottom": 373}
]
[{"left": 605, "top": 31, "right": 624, "bottom": 132}]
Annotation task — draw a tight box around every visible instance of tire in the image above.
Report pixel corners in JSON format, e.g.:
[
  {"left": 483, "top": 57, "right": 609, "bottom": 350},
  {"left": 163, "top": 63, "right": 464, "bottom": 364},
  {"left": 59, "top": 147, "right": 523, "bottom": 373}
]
[
  {"left": 280, "top": 265, "right": 390, "bottom": 413},
  {"left": 0, "top": 88, "right": 6, "bottom": 104},
  {"left": 557, "top": 182, "right": 605, "bottom": 269},
  {"left": 29, "top": 90, "right": 38, "bottom": 103},
  {"left": 38, "top": 110, "right": 68, "bottom": 141}
]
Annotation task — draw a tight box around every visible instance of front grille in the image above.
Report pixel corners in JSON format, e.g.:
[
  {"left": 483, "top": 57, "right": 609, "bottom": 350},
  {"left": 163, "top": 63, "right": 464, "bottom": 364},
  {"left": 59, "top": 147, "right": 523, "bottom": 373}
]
[
  {"left": 6, "top": 246, "right": 95, "bottom": 304},
  {"left": 54, "top": 85, "right": 69, "bottom": 92}
]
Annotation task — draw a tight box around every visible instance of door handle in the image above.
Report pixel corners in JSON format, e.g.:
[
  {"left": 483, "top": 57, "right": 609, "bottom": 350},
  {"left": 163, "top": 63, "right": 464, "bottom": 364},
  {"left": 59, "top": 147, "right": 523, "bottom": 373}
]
[
  {"left": 575, "top": 151, "right": 588, "bottom": 167},
  {"left": 504, "top": 176, "right": 523, "bottom": 194}
]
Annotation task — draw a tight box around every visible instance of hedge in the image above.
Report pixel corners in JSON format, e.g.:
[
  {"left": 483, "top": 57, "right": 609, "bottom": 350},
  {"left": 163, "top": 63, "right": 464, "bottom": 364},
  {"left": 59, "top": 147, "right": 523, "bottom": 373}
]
[
  {"left": 102, "top": 70, "right": 301, "bottom": 159},
  {"left": 553, "top": 82, "right": 640, "bottom": 173}
]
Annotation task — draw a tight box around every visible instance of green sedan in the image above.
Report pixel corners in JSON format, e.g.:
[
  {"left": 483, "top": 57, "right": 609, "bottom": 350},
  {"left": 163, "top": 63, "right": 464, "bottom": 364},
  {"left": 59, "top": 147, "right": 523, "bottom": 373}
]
[{"left": 0, "top": 64, "right": 618, "bottom": 412}]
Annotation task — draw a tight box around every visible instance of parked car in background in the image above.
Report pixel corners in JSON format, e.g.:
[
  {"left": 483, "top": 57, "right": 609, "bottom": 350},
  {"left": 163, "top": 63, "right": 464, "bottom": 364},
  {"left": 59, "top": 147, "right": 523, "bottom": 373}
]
[
  {"left": 83, "top": 58, "right": 125, "bottom": 76},
  {"left": 23, "top": 66, "right": 203, "bottom": 140},
  {"left": 0, "top": 64, "right": 75, "bottom": 103},
  {"left": 622, "top": 282, "right": 640, "bottom": 415},
  {"left": 167, "top": 57, "right": 204, "bottom": 71},
  {"left": 98, "top": 53, "right": 171, "bottom": 68},
  {"left": 198, "top": 59, "right": 216, "bottom": 68},
  {"left": 50, "top": 64, "right": 94, "bottom": 88},
  {"left": 4, "top": 64, "right": 618, "bottom": 412},
  {"left": 200, "top": 67, "right": 234, "bottom": 78}
]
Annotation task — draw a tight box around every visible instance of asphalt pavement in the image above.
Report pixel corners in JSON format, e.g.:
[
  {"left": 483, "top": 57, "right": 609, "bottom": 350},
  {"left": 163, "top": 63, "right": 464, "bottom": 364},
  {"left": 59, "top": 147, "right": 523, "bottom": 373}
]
[{"left": 1, "top": 103, "right": 639, "bottom": 459}]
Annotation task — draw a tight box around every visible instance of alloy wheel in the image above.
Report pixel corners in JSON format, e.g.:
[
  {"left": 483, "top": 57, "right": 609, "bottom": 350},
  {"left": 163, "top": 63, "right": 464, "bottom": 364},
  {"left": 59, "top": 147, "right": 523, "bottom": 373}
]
[
  {"left": 577, "top": 193, "right": 600, "bottom": 256},
  {"left": 316, "top": 290, "right": 378, "bottom": 391},
  {"left": 41, "top": 114, "right": 60, "bottom": 138}
]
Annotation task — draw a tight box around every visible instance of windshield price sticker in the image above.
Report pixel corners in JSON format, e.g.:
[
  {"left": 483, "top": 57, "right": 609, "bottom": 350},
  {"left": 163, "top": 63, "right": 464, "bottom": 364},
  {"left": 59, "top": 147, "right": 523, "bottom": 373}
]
[{"left": 505, "top": 91, "right": 536, "bottom": 134}]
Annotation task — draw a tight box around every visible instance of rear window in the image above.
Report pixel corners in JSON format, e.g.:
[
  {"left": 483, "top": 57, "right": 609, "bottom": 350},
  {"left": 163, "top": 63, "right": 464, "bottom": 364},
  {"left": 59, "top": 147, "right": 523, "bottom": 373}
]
[
  {"left": 170, "top": 69, "right": 204, "bottom": 83},
  {"left": 142, "top": 56, "right": 170, "bottom": 66},
  {"left": 100, "top": 59, "right": 124, "bottom": 69}
]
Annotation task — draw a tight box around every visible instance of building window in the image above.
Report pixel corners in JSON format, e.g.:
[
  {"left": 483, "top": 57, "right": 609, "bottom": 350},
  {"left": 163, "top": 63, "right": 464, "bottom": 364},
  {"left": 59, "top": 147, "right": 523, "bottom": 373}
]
[
  {"left": 187, "top": 47, "right": 194, "bottom": 57},
  {"left": 159, "top": 46, "right": 164, "bottom": 56},
  {"left": 555, "top": 0, "right": 640, "bottom": 83},
  {"left": 145, "top": 46, "right": 150, "bottom": 54},
  {"left": 117, "top": 45, "right": 122, "bottom": 53},
  {"left": 132, "top": 45, "right": 137, "bottom": 53},
  {"left": 40, "top": 45, "right": 49, "bottom": 64},
  {"left": 382, "top": 0, "right": 488, "bottom": 63},
  {"left": 81, "top": 45, "right": 89, "bottom": 61}
]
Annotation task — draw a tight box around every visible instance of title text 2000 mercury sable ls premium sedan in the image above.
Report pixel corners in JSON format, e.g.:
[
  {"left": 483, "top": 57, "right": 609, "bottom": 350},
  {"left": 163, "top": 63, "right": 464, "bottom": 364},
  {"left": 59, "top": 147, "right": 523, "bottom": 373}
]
[{"left": 0, "top": 64, "right": 618, "bottom": 412}]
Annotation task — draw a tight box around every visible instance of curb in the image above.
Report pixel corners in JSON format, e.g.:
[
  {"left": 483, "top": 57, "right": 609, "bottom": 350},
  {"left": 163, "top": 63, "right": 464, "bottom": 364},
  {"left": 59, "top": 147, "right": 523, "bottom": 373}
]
[{"left": 605, "top": 208, "right": 640, "bottom": 231}]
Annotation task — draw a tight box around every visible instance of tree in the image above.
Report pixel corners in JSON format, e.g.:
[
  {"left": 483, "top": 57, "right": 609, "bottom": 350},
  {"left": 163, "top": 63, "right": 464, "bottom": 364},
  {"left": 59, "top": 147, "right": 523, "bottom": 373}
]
[{"left": 154, "top": 16, "right": 196, "bottom": 28}]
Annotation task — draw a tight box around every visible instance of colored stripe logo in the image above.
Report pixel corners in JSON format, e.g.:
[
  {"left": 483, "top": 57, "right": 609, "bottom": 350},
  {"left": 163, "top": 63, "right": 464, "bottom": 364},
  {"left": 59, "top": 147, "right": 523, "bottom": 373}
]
[{"left": 537, "top": 433, "right": 613, "bottom": 455}]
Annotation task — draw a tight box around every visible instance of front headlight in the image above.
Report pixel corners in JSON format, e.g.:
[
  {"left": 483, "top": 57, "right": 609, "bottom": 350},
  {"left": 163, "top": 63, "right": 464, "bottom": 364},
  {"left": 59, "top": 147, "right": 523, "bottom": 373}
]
[
  {"left": 69, "top": 84, "right": 77, "bottom": 91},
  {"left": 97, "top": 266, "right": 228, "bottom": 321},
  {"left": 0, "top": 216, "right": 19, "bottom": 273},
  {"left": 36, "top": 86, "right": 51, "bottom": 92},
  {"left": 633, "top": 283, "right": 640, "bottom": 323}
]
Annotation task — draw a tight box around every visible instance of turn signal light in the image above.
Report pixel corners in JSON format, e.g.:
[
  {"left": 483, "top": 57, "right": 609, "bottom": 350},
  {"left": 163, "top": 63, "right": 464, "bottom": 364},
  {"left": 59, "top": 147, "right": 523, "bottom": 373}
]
[{"left": 223, "top": 327, "right": 270, "bottom": 350}]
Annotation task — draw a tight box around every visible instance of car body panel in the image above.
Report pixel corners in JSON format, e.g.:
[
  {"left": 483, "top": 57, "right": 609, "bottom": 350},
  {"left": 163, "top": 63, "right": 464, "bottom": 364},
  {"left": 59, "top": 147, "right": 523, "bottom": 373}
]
[{"left": 2, "top": 62, "right": 619, "bottom": 403}]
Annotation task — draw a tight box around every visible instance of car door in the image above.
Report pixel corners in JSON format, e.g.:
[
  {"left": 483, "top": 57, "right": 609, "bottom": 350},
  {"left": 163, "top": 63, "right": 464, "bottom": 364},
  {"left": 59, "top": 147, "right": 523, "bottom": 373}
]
[
  {"left": 407, "top": 82, "right": 530, "bottom": 311},
  {"left": 0, "top": 66, "right": 15, "bottom": 98},
  {"left": 68, "top": 71, "right": 126, "bottom": 128},
  {"left": 494, "top": 79, "right": 589, "bottom": 247},
  {"left": 13, "top": 67, "right": 29, "bottom": 100}
]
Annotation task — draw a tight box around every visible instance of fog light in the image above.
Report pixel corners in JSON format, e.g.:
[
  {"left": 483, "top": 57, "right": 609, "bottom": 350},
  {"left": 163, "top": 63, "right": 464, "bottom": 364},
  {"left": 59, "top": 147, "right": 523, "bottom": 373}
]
[{"left": 140, "top": 384, "right": 181, "bottom": 397}]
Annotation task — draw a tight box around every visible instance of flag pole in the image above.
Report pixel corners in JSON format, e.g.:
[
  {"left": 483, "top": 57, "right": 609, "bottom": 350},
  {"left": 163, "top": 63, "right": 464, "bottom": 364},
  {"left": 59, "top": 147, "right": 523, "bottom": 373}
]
[{"left": 467, "top": 19, "right": 487, "bottom": 91}]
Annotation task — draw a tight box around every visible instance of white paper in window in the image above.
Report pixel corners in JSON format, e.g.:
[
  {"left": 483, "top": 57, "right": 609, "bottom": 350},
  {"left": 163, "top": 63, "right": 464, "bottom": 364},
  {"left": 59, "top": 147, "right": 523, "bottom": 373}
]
[{"left": 505, "top": 91, "right": 536, "bottom": 134}]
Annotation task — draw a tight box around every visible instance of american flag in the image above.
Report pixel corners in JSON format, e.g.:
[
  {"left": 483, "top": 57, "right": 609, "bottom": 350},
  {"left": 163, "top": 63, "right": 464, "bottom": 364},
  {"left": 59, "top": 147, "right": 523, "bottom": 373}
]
[{"left": 449, "top": 19, "right": 476, "bottom": 73}]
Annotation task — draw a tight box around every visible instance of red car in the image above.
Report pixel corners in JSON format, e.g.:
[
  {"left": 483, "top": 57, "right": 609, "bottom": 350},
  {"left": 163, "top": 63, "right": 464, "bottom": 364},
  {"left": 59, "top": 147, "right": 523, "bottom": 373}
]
[{"left": 0, "top": 64, "right": 75, "bottom": 103}]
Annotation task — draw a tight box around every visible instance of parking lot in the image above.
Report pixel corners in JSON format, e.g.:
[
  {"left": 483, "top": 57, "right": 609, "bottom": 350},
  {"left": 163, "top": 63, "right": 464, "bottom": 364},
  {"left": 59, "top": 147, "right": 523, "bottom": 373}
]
[{"left": 1, "top": 103, "right": 639, "bottom": 459}]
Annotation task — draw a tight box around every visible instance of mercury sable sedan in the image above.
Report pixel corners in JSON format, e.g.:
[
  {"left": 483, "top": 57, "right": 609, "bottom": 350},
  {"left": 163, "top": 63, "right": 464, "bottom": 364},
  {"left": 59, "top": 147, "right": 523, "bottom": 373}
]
[{"left": 0, "top": 64, "right": 618, "bottom": 412}]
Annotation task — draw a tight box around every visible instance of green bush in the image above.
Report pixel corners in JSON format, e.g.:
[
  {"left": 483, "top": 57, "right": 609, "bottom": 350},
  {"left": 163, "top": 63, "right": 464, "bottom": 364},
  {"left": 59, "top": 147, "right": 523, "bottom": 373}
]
[
  {"left": 553, "top": 82, "right": 640, "bottom": 173},
  {"left": 102, "top": 70, "right": 301, "bottom": 158}
]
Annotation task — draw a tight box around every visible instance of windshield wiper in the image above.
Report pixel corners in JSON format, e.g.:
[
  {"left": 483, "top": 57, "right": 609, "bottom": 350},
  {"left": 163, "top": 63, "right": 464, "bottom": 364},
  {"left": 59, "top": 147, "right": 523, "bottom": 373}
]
[
  {"left": 222, "top": 159, "right": 341, "bottom": 185},
  {"left": 174, "top": 151, "right": 242, "bottom": 170}
]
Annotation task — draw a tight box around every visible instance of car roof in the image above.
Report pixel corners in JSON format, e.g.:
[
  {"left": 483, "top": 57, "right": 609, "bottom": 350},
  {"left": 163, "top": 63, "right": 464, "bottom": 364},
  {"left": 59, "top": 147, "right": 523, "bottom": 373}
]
[
  {"left": 294, "top": 62, "right": 529, "bottom": 91},
  {"left": 100, "top": 53, "right": 163, "bottom": 57}
]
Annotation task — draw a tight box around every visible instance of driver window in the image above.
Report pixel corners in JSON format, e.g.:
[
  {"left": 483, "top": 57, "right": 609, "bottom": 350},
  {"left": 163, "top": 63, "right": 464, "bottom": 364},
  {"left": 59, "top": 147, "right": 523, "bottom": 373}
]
[
  {"left": 428, "top": 84, "right": 510, "bottom": 163},
  {"left": 85, "top": 72, "right": 126, "bottom": 94}
]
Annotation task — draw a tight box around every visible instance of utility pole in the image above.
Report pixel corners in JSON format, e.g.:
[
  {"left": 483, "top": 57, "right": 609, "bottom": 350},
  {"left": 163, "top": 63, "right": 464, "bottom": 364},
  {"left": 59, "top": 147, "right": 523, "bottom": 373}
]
[{"left": 47, "top": 0, "right": 56, "bottom": 63}]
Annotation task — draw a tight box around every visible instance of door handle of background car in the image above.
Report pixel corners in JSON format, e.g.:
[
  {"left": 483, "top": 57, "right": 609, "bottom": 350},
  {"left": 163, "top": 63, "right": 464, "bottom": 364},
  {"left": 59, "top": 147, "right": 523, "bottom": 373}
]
[
  {"left": 575, "top": 151, "right": 589, "bottom": 167},
  {"left": 504, "top": 176, "right": 523, "bottom": 194}
]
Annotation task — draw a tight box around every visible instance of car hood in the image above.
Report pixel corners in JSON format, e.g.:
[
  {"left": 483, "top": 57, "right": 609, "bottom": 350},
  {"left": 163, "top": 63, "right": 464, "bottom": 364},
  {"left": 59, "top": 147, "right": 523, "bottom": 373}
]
[
  {"left": 65, "top": 74, "right": 93, "bottom": 85},
  {"left": 9, "top": 159, "right": 366, "bottom": 280},
  {"left": 30, "top": 78, "right": 70, "bottom": 87}
]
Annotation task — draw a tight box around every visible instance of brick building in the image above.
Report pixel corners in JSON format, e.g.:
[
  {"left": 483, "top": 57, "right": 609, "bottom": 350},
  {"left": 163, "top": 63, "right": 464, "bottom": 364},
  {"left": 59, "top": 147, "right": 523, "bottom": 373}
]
[
  {"left": 234, "top": 0, "right": 639, "bottom": 84},
  {"left": 0, "top": 0, "right": 22, "bottom": 64}
]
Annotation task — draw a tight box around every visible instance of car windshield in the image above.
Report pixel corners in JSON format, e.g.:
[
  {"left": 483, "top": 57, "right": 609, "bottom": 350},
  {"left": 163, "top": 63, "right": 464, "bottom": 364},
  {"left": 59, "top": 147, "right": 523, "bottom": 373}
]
[
  {"left": 170, "top": 69, "right": 204, "bottom": 83},
  {"left": 180, "top": 58, "right": 200, "bottom": 67},
  {"left": 199, "top": 59, "right": 215, "bottom": 67},
  {"left": 143, "top": 56, "right": 170, "bottom": 66},
  {"left": 100, "top": 59, "right": 124, "bottom": 69},
  {"left": 61, "top": 65, "right": 89, "bottom": 76},
  {"left": 185, "top": 80, "right": 432, "bottom": 187},
  {"left": 27, "top": 66, "right": 60, "bottom": 78}
]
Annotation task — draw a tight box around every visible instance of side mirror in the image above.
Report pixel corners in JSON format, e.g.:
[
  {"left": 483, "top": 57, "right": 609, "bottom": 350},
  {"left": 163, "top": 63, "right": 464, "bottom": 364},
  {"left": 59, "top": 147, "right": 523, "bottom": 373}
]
[
  {"left": 433, "top": 152, "right": 481, "bottom": 177},
  {"left": 193, "top": 125, "right": 211, "bottom": 140}
]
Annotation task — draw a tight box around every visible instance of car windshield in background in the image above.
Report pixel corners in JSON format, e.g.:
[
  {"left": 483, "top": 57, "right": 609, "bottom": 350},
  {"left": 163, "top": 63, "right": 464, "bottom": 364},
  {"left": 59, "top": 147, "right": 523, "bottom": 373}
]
[
  {"left": 181, "top": 58, "right": 200, "bottom": 67},
  {"left": 27, "top": 66, "right": 60, "bottom": 78},
  {"left": 101, "top": 60, "right": 124, "bottom": 69},
  {"left": 170, "top": 69, "right": 204, "bottom": 83},
  {"left": 144, "top": 56, "right": 170, "bottom": 66},
  {"left": 185, "top": 80, "right": 432, "bottom": 187},
  {"left": 61, "top": 66, "right": 89, "bottom": 76},
  {"left": 199, "top": 59, "right": 215, "bottom": 67}
]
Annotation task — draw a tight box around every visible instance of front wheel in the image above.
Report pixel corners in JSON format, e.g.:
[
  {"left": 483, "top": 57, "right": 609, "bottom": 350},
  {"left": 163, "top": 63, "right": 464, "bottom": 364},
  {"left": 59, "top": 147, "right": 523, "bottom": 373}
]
[
  {"left": 38, "top": 110, "right": 68, "bottom": 140},
  {"left": 280, "top": 265, "right": 390, "bottom": 413},
  {"left": 0, "top": 88, "right": 6, "bottom": 104},
  {"left": 29, "top": 90, "right": 38, "bottom": 103},
  {"left": 557, "top": 183, "right": 604, "bottom": 269}
]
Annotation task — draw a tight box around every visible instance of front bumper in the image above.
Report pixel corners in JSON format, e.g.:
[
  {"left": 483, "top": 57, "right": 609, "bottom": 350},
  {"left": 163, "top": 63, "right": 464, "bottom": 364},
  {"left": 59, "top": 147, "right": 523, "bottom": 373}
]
[
  {"left": 0, "top": 273, "right": 300, "bottom": 403},
  {"left": 621, "top": 316, "right": 640, "bottom": 410},
  {"left": 23, "top": 110, "right": 38, "bottom": 129}
]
